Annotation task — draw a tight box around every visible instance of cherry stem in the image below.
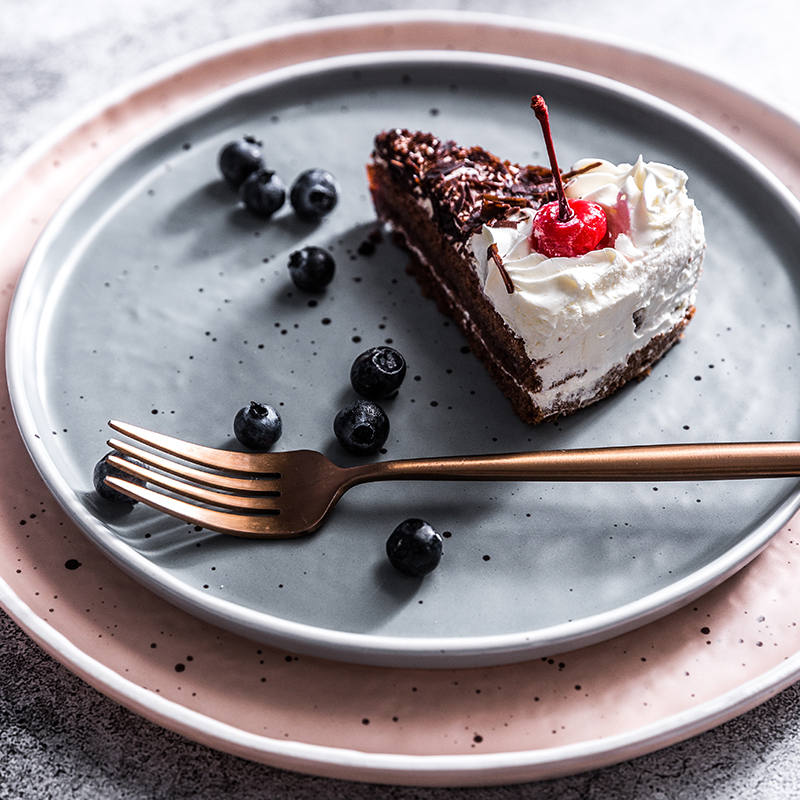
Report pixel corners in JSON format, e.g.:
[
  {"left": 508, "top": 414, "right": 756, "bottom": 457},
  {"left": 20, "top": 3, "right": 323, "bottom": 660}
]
[{"left": 531, "top": 95, "right": 573, "bottom": 223}]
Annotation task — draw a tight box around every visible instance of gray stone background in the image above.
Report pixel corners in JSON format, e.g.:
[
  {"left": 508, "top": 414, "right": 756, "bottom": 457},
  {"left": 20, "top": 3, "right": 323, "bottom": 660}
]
[{"left": 3, "top": 0, "right": 800, "bottom": 797}]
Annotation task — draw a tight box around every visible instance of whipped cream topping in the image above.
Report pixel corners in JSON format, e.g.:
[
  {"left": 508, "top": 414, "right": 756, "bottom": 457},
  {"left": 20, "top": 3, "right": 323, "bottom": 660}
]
[{"left": 471, "top": 157, "right": 706, "bottom": 404}]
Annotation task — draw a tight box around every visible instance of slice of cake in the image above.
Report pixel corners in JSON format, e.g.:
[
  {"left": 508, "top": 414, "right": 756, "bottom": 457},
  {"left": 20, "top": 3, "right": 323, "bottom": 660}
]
[{"left": 367, "top": 102, "right": 706, "bottom": 424}]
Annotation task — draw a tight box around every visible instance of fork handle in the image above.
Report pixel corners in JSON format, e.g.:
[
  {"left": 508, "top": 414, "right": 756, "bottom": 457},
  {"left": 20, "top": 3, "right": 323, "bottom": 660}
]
[{"left": 348, "top": 442, "right": 800, "bottom": 484}]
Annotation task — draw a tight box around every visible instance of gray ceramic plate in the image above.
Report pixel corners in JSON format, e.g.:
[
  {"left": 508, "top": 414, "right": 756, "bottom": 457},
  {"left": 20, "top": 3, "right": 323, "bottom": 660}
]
[{"left": 8, "top": 51, "right": 800, "bottom": 668}]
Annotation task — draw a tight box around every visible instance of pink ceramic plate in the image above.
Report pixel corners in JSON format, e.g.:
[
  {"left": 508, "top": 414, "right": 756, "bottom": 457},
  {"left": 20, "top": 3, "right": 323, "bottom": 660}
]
[{"left": 3, "top": 11, "right": 800, "bottom": 786}]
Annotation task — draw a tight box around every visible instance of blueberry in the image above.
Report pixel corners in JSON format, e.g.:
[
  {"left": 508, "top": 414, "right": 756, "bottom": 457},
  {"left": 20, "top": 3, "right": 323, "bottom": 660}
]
[
  {"left": 240, "top": 168, "right": 286, "bottom": 218},
  {"left": 386, "top": 518, "right": 443, "bottom": 577},
  {"left": 333, "top": 399, "right": 389, "bottom": 455},
  {"left": 219, "top": 136, "right": 264, "bottom": 189},
  {"left": 290, "top": 168, "right": 339, "bottom": 220},
  {"left": 350, "top": 346, "right": 407, "bottom": 400},
  {"left": 93, "top": 452, "right": 146, "bottom": 504},
  {"left": 287, "top": 246, "right": 335, "bottom": 292},
  {"left": 233, "top": 402, "right": 282, "bottom": 450}
]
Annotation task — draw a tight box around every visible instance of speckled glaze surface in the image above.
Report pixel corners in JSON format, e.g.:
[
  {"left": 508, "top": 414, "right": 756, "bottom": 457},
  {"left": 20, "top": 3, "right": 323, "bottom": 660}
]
[{"left": 4, "top": 12, "right": 800, "bottom": 786}]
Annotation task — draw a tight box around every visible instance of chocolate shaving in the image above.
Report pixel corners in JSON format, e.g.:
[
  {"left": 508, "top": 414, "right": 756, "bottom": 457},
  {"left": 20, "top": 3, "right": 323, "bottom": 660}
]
[
  {"left": 424, "top": 159, "right": 470, "bottom": 179},
  {"left": 482, "top": 194, "right": 530, "bottom": 207},
  {"left": 488, "top": 243, "right": 515, "bottom": 294},
  {"left": 452, "top": 182, "right": 472, "bottom": 217},
  {"left": 562, "top": 161, "right": 603, "bottom": 181},
  {"left": 488, "top": 219, "right": 521, "bottom": 228}
]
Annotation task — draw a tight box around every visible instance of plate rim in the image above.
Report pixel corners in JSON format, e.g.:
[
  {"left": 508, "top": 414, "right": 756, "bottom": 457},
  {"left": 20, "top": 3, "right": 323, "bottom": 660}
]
[
  {"left": 2, "top": 564, "right": 798, "bottom": 786},
  {"left": 8, "top": 46, "right": 800, "bottom": 669}
]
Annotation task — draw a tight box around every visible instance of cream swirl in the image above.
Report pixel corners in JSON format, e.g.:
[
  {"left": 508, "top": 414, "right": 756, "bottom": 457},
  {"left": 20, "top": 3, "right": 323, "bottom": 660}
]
[{"left": 470, "top": 157, "right": 705, "bottom": 401}]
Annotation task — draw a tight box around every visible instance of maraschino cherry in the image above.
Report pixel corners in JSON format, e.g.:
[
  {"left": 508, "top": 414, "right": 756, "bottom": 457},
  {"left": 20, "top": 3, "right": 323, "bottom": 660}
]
[{"left": 530, "top": 96, "right": 607, "bottom": 258}]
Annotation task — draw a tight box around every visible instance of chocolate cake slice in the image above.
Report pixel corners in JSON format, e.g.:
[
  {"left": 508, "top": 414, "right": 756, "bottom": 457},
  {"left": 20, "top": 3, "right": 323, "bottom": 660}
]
[{"left": 367, "top": 128, "right": 705, "bottom": 424}]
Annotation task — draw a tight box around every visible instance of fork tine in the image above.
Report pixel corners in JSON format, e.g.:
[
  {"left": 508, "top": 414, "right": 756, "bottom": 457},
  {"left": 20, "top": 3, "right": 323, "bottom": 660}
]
[
  {"left": 104, "top": 477, "right": 288, "bottom": 538},
  {"left": 108, "top": 420, "right": 282, "bottom": 475},
  {"left": 107, "top": 438, "right": 279, "bottom": 493},
  {"left": 106, "top": 454, "right": 279, "bottom": 512}
]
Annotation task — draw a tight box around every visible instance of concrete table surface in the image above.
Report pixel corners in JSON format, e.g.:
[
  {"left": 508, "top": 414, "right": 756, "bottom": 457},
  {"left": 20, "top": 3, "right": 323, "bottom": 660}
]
[{"left": 3, "top": 1, "right": 800, "bottom": 797}]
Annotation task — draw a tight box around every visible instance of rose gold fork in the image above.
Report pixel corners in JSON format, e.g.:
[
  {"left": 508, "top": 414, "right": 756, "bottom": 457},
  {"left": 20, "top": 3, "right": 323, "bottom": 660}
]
[{"left": 103, "top": 419, "right": 800, "bottom": 539}]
